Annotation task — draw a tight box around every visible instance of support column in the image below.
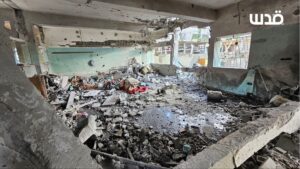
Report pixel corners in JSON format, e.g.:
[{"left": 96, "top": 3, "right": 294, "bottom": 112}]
[{"left": 170, "top": 27, "right": 180, "bottom": 66}]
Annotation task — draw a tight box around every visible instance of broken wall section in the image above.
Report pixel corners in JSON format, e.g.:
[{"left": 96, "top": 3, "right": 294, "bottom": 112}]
[
  {"left": 0, "top": 8, "right": 98, "bottom": 169},
  {"left": 14, "top": 10, "right": 151, "bottom": 77},
  {"left": 47, "top": 47, "right": 154, "bottom": 76},
  {"left": 39, "top": 25, "right": 154, "bottom": 76},
  {"left": 202, "top": 0, "right": 299, "bottom": 100}
]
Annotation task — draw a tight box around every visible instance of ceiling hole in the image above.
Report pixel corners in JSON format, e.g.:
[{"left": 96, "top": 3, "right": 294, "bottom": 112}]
[{"left": 114, "top": 33, "right": 118, "bottom": 36}]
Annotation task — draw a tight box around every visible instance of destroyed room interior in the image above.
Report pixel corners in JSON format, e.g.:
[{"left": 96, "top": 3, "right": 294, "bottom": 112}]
[{"left": 0, "top": 0, "right": 299, "bottom": 169}]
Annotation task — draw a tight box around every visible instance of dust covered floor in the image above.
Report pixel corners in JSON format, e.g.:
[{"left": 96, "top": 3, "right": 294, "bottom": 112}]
[{"left": 46, "top": 71, "right": 266, "bottom": 168}]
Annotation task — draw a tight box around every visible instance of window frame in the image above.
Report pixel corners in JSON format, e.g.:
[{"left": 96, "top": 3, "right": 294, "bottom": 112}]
[{"left": 213, "top": 32, "right": 252, "bottom": 69}]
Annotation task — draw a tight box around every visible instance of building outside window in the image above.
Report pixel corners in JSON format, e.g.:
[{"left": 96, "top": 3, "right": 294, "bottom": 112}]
[{"left": 213, "top": 32, "right": 251, "bottom": 69}]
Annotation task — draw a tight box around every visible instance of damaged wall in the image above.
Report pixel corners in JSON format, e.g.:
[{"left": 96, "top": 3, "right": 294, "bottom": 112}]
[
  {"left": 40, "top": 25, "right": 154, "bottom": 76},
  {"left": 47, "top": 47, "right": 154, "bottom": 76},
  {"left": 203, "top": 0, "right": 299, "bottom": 100},
  {"left": 20, "top": 11, "right": 157, "bottom": 76},
  {"left": 0, "top": 8, "right": 98, "bottom": 169},
  {"left": 42, "top": 26, "right": 146, "bottom": 46},
  {"left": 15, "top": 10, "right": 148, "bottom": 76}
]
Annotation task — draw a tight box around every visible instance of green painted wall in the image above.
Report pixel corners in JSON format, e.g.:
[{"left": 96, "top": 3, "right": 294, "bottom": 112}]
[{"left": 47, "top": 47, "right": 154, "bottom": 76}]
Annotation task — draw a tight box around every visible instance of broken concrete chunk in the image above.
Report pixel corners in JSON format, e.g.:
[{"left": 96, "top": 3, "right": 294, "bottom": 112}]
[
  {"left": 102, "top": 94, "right": 120, "bottom": 106},
  {"left": 123, "top": 119, "right": 129, "bottom": 123},
  {"left": 140, "top": 66, "right": 151, "bottom": 75},
  {"left": 76, "top": 100, "right": 98, "bottom": 109},
  {"left": 98, "top": 142, "right": 104, "bottom": 149},
  {"left": 114, "top": 129, "right": 123, "bottom": 137},
  {"left": 129, "top": 111, "right": 137, "bottom": 116},
  {"left": 172, "top": 153, "right": 185, "bottom": 161},
  {"left": 105, "top": 118, "right": 112, "bottom": 122},
  {"left": 133, "top": 123, "right": 140, "bottom": 129},
  {"left": 92, "top": 102, "right": 101, "bottom": 108},
  {"left": 66, "top": 91, "right": 76, "bottom": 109},
  {"left": 207, "top": 90, "right": 223, "bottom": 102},
  {"left": 151, "top": 64, "right": 177, "bottom": 76},
  {"left": 61, "top": 76, "right": 69, "bottom": 89},
  {"left": 137, "top": 111, "right": 144, "bottom": 115},
  {"left": 274, "top": 147, "right": 287, "bottom": 154},
  {"left": 173, "top": 109, "right": 183, "bottom": 115},
  {"left": 79, "top": 115, "right": 103, "bottom": 143},
  {"left": 269, "top": 95, "right": 290, "bottom": 107},
  {"left": 119, "top": 93, "right": 128, "bottom": 103},
  {"left": 239, "top": 101, "right": 248, "bottom": 107},
  {"left": 112, "top": 117, "right": 123, "bottom": 123},
  {"left": 142, "top": 139, "right": 149, "bottom": 145},
  {"left": 50, "top": 100, "right": 66, "bottom": 105},
  {"left": 121, "top": 113, "right": 128, "bottom": 118},
  {"left": 104, "top": 110, "right": 112, "bottom": 117},
  {"left": 95, "top": 154, "right": 104, "bottom": 164},
  {"left": 113, "top": 110, "right": 122, "bottom": 116},
  {"left": 135, "top": 100, "right": 144, "bottom": 106},
  {"left": 122, "top": 77, "right": 140, "bottom": 91},
  {"left": 83, "top": 90, "right": 101, "bottom": 97}
]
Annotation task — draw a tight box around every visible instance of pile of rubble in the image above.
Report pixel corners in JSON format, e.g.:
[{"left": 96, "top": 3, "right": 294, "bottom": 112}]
[
  {"left": 45, "top": 65, "right": 267, "bottom": 168},
  {"left": 238, "top": 130, "right": 300, "bottom": 169},
  {"left": 45, "top": 67, "right": 214, "bottom": 167}
]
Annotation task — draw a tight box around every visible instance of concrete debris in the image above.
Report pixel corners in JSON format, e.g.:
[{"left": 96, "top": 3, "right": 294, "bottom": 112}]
[
  {"left": 151, "top": 64, "right": 177, "bottom": 76},
  {"left": 239, "top": 131, "right": 300, "bottom": 169},
  {"left": 207, "top": 90, "right": 223, "bottom": 102},
  {"left": 76, "top": 100, "right": 98, "bottom": 109},
  {"left": 66, "top": 91, "right": 76, "bottom": 109},
  {"left": 83, "top": 90, "right": 101, "bottom": 97},
  {"left": 140, "top": 66, "right": 152, "bottom": 75},
  {"left": 61, "top": 76, "right": 69, "bottom": 89},
  {"left": 280, "top": 85, "right": 300, "bottom": 101},
  {"left": 259, "top": 157, "right": 285, "bottom": 169},
  {"left": 92, "top": 102, "right": 101, "bottom": 108},
  {"left": 269, "top": 95, "right": 290, "bottom": 107},
  {"left": 45, "top": 68, "right": 267, "bottom": 168},
  {"left": 239, "top": 101, "right": 248, "bottom": 107},
  {"left": 274, "top": 147, "right": 287, "bottom": 154},
  {"left": 275, "top": 133, "right": 299, "bottom": 157},
  {"left": 79, "top": 115, "right": 103, "bottom": 143},
  {"left": 102, "top": 94, "right": 120, "bottom": 106}
]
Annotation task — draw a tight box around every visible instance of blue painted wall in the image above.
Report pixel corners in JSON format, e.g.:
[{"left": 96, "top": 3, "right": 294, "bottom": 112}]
[{"left": 47, "top": 47, "right": 154, "bottom": 76}]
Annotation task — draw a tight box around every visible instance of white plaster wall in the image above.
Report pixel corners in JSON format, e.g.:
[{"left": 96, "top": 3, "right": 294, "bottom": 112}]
[{"left": 42, "top": 26, "right": 145, "bottom": 46}]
